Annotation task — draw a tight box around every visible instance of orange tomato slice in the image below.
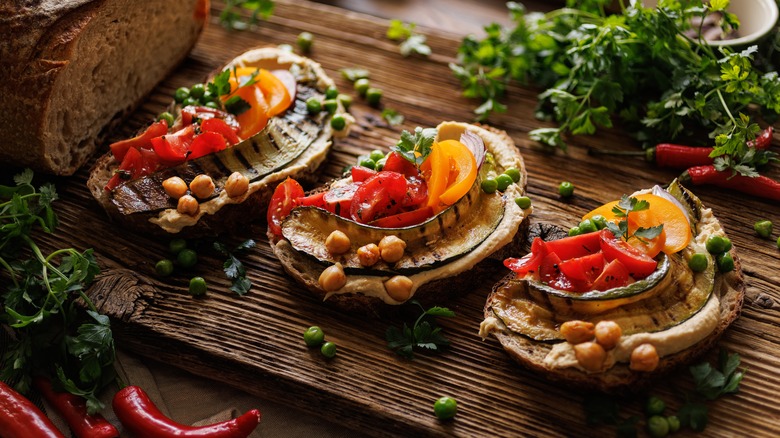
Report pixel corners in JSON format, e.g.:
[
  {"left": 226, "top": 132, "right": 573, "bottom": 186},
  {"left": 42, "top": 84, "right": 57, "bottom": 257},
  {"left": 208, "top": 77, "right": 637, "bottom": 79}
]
[
  {"left": 424, "top": 142, "right": 449, "bottom": 210},
  {"left": 438, "top": 140, "right": 477, "bottom": 206},
  {"left": 583, "top": 193, "right": 691, "bottom": 254},
  {"left": 256, "top": 69, "right": 291, "bottom": 117}
]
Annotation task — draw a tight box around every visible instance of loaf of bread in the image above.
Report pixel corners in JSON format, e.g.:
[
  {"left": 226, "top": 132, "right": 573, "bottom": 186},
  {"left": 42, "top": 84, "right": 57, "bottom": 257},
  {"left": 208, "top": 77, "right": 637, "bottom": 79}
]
[{"left": 0, "top": 0, "right": 208, "bottom": 175}]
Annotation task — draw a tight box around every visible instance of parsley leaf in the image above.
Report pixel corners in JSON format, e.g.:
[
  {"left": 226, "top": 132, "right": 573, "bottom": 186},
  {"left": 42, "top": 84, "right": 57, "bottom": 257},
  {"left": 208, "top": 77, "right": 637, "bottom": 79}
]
[
  {"left": 387, "top": 20, "right": 431, "bottom": 57},
  {"left": 213, "top": 239, "right": 256, "bottom": 295},
  {"left": 607, "top": 195, "right": 663, "bottom": 242},
  {"left": 381, "top": 108, "right": 404, "bottom": 126},
  {"left": 385, "top": 300, "right": 455, "bottom": 359},
  {"left": 392, "top": 127, "right": 437, "bottom": 167},
  {"left": 220, "top": 0, "right": 275, "bottom": 30}
]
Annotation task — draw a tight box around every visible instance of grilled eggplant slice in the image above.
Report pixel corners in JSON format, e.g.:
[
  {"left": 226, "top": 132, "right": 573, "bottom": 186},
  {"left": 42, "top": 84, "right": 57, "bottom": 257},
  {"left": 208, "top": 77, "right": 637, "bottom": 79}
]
[{"left": 87, "top": 48, "right": 347, "bottom": 237}]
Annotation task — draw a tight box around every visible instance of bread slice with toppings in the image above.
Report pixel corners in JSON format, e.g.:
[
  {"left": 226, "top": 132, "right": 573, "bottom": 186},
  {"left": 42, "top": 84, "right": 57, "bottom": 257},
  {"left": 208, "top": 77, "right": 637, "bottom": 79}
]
[{"left": 480, "top": 183, "right": 745, "bottom": 391}]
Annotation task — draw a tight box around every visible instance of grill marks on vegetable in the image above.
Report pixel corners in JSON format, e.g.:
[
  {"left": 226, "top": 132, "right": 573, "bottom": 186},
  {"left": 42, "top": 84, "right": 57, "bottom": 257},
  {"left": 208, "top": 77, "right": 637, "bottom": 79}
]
[{"left": 110, "top": 86, "right": 325, "bottom": 214}]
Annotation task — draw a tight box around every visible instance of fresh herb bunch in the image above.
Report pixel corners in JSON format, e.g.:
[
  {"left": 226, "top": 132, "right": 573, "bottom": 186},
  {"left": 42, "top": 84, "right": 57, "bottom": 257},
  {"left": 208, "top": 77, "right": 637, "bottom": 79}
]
[
  {"left": 213, "top": 239, "right": 256, "bottom": 295},
  {"left": 220, "top": 0, "right": 275, "bottom": 30},
  {"left": 451, "top": 0, "right": 780, "bottom": 175},
  {"left": 387, "top": 20, "right": 432, "bottom": 57},
  {"left": 607, "top": 196, "right": 664, "bottom": 243},
  {"left": 393, "top": 126, "right": 437, "bottom": 167},
  {"left": 386, "top": 301, "right": 455, "bottom": 359},
  {"left": 0, "top": 169, "right": 114, "bottom": 414}
]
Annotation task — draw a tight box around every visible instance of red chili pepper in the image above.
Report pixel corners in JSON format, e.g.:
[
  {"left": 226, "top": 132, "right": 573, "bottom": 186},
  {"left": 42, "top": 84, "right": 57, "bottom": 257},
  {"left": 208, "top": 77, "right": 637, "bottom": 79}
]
[
  {"left": 0, "top": 380, "right": 65, "bottom": 438},
  {"left": 679, "top": 165, "right": 780, "bottom": 201},
  {"left": 33, "top": 377, "right": 119, "bottom": 438},
  {"left": 112, "top": 385, "right": 261, "bottom": 438}
]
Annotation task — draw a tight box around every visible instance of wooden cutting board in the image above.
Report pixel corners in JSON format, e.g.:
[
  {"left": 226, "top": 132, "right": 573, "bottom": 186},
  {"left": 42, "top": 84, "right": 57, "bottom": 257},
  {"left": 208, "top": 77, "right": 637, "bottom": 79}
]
[{"left": 36, "top": 1, "right": 780, "bottom": 436}]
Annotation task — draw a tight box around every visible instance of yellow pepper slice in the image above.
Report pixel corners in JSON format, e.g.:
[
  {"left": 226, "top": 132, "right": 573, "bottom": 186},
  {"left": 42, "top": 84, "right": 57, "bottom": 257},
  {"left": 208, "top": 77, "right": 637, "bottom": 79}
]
[{"left": 424, "top": 140, "right": 477, "bottom": 210}]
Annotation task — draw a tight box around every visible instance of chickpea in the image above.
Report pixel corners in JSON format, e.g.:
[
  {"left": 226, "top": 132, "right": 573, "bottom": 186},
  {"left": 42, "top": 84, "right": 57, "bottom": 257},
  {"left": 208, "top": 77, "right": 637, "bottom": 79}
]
[
  {"left": 177, "top": 195, "right": 199, "bottom": 216},
  {"left": 573, "top": 342, "right": 606, "bottom": 372},
  {"left": 189, "top": 174, "right": 215, "bottom": 199},
  {"left": 162, "top": 176, "right": 188, "bottom": 199},
  {"left": 630, "top": 343, "right": 660, "bottom": 372},
  {"left": 384, "top": 275, "right": 413, "bottom": 302},
  {"left": 318, "top": 263, "right": 346, "bottom": 292},
  {"left": 224, "top": 172, "right": 249, "bottom": 198},
  {"left": 357, "top": 244, "right": 381, "bottom": 267},
  {"left": 379, "top": 235, "right": 406, "bottom": 263},
  {"left": 594, "top": 320, "right": 622, "bottom": 350},
  {"left": 325, "top": 230, "right": 351, "bottom": 255},
  {"left": 560, "top": 320, "right": 595, "bottom": 344}
]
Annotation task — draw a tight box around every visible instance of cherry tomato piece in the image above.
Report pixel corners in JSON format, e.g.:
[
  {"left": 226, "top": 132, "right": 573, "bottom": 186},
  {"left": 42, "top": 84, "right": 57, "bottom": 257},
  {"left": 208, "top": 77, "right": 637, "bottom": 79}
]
[
  {"left": 110, "top": 119, "right": 168, "bottom": 162},
  {"left": 188, "top": 132, "right": 228, "bottom": 160},
  {"left": 504, "top": 237, "right": 547, "bottom": 276},
  {"left": 324, "top": 183, "right": 361, "bottom": 217},
  {"left": 200, "top": 117, "right": 240, "bottom": 145},
  {"left": 350, "top": 172, "right": 408, "bottom": 223},
  {"left": 370, "top": 206, "right": 434, "bottom": 228},
  {"left": 403, "top": 176, "right": 428, "bottom": 208},
  {"left": 558, "top": 252, "right": 605, "bottom": 283},
  {"left": 351, "top": 166, "right": 378, "bottom": 183},
  {"left": 598, "top": 229, "right": 658, "bottom": 279},
  {"left": 538, "top": 252, "right": 590, "bottom": 292},
  {"left": 544, "top": 230, "right": 601, "bottom": 261},
  {"left": 105, "top": 148, "right": 160, "bottom": 191},
  {"left": 151, "top": 125, "right": 195, "bottom": 164},
  {"left": 590, "top": 258, "right": 632, "bottom": 291},
  {"left": 268, "top": 178, "right": 305, "bottom": 236},
  {"left": 383, "top": 151, "right": 420, "bottom": 178}
]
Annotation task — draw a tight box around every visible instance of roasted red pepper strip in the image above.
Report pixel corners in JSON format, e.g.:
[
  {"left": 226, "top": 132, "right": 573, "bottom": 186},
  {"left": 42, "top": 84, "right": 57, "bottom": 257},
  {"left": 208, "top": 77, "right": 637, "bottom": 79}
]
[
  {"left": 112, "top": 385, "right": 261, "bottom": 438},
  {"left": 0, "top": 380, "right": 65, "bottom": 438},
  {"left": 33, "top": 377, "right": 119, "bottom": 438},
  {"left": 680, "top": 165, "right": 780, "bottom": 201}
]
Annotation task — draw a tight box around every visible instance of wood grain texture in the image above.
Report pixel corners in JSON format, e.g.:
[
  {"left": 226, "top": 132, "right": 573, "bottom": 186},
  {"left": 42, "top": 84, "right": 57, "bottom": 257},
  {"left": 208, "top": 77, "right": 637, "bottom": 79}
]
[{"left": 29, "top": 0, "right": 780, "bottom": 436}]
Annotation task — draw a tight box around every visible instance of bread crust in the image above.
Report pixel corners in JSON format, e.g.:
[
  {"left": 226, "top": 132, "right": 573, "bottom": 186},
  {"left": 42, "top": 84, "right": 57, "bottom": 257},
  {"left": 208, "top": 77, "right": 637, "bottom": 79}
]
[
  {"left": 483, "top": 221, "right": 746, "bottom": 393},
  {"left": 0, "top": 0, "right": 207, "bottom": 175}
]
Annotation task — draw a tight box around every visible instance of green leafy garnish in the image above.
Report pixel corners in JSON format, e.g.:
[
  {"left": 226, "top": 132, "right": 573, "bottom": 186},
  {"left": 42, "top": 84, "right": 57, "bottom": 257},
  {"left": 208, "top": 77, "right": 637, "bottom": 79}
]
[
  {"left": 0, "top": 170, "right": 113, "bottom": 413},
  {"left": 213, "top": 239, "right": 256, "bottom": 296},
  {"left": 387, "top": 19, "right": 431, "bottom": 57},
  {"left": 385, "top": 301, "right": 455, "bottom": 359},
  {"left": 206, "top": 67, "right": 260, "bottom": 116},
  {"left": 340, "top": 67, "right": 370, "bottom": 82},
  {"left": 392, "top": 127, "right": 437, "bottom": 167},
  {"left": 606, "top": 196, "right": 663, "bottom": 243},
  {"left": 381, "top": 108, "right": 404, "bottom": 126},
  {"left": 220, "top": 0, "right": 275, "bottom": 30}
]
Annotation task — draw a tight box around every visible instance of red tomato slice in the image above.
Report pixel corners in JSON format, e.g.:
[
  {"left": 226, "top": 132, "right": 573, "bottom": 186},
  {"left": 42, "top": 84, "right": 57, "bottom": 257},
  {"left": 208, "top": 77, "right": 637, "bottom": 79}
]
[
  {"left": 369, "top": 206, "right": 434, "bottom": 228},
  {"left": 504, "top": 237, "right": 547, "bottom": 276},
  {"left": 268, "top": 178, "right": 305, "bottom": 236},
  {"left": 590, "top": 259, "right": 632, "bottom": 291},
  {"left": 324, "top": 183, "right": 361, "bottom": 217},
  {"left": 558, "top": 252, "right": 605, "bottom": 283},
  {"left": 188, "top": 132, "right": 228, "bottom": 160},
  {"left": 538, "top": 252, "right": 590, "bottom": 292},
  {"left": 299, "top": 192, "right": 328, "bottom": 209},
  {"left": 104, "top": 148, "right": 160, "bottom": 191},
  {"left": 351, "top": 166, "right": 378, "bottom": 183},
  {"left": 383, "top": 151, "right": 420, "bottom": 178},
  {"left": 349, "top": 172, "right": 408, "bottom": 223},
  {"left": 598, "top": 229, "right": 658, "bottom": 279},
  {"left": 200, "top": 118, "right": 240, "bottom": 145},
  {"left": 544, "top": 231, "right": 601, "bottom": 261},
  {"left": 110, "top": 120, "right": 168, "bottom": 162},
  {"left": 403, "top": 176, "right": 428, "bottom": 208},
  {"left": 151, "top": 125, "right": 195, "bottom": 164}
]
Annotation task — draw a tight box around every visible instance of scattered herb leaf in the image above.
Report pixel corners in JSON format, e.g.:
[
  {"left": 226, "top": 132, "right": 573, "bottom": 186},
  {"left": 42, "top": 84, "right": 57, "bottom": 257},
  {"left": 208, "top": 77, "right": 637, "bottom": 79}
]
[
  {"left": 392, "top": 126, "right": 437, "bottom": 167},
  {"left": 340, "top": 67, "right": 371, "bottom": 82},
  {"left": 387, "top": 19, "right": 431, "bottom": 57},
  {"left": 606, "top": 195, "right": 663, "bottom": 243},
  {"left": 213, "top": 239, "right": 256, "bottom": 295},
  {"left": 220, "top": 0, "right": 275, "bottom": 30},
  {"left": 385, "top": 300, "right": 455, "bottom": 359},
  {"left": 381, "top": 108, "right": 405, "bottom": 126}
]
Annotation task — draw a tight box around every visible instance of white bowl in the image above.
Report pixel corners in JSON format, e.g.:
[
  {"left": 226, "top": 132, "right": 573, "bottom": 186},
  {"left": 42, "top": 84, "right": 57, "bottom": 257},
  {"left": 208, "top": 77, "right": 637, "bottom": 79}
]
[{"left": 641, "top": 0, "right": 779, "bottom": 47}]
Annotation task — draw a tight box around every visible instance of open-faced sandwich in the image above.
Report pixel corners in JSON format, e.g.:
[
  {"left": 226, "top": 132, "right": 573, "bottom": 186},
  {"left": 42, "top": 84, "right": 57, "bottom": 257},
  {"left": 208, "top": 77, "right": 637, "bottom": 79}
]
[
  {"left": 268, "top": 122, "right": 530, "bottom": 313},
  {"left": 480, "top": 180, "right": 745, "bottom": 391},
  {"left": 87, "top": 47, "right": 350, "bottom": 237}
]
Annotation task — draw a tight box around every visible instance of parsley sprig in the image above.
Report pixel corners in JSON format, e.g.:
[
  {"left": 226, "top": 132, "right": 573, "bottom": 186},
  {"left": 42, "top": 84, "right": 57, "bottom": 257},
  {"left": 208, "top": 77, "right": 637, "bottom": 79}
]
[
  {"left": 213, "top": 239, "right": 256, "bottom": 296},
  {"left": 387, "top": 20, "right": 431, "bottom": 57},
  {"left": 207, "top": 67, "right": 261, "bottom": 116},
  {"left": 392, "top": 127, "right": 437, "bottom": 167},
  {"left": 0, "top": 169, "right": 114, "bottom": 413},
  {"left": 220, "top": 0, "right": 275, "bottom": 30},
  {"left": 386, "top": 301, "right": 455, "bottom": 359},
  {"left": 606, "top": 196, "right": 664, "bottom": 243}
]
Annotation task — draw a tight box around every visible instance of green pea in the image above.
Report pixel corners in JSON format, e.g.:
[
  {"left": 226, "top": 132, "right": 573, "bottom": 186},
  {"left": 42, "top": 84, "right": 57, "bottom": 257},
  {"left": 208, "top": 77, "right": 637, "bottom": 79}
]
[
  {"left": 504, "top": 167, "right": 521, "bottom": 183},
  {"left": 374, "top": 157, "right": 387, "bottom": 171},
  {"left": 365, "top": 88, "right": 383, "bottom": 106},
  {"left": 358, "top": 158, "right": 376, "bottom": 169},
  {"left": 182, "top": 97, "right": 199, "bottom": 107},
  {"left": 303, "top": 326, "right": 325, "bottom": 347},
  {"left": 433, "top": 396, "right": 457, "bottom": 420},
  {"left": 687, "top": 253, "right": 708, "bottom": 273},
  {"left": 558, "top": 181, "right": 575, "bottom": 197},
  {"left": 306, "top": 97, "right": 322, "bottom": 114},
  {"left": 722, "top": 237, "right": 732, "bottom": 252},
  {"left": 337, "top": 93, "right": 353, "bottom": 110},
  {"left": 568, "top": 226, "right": 582, "bottom": 237},
  {"left": 578, "top": 219, "right": 598, "bottom": 234},
  {"left": 754, "top": 220, "right": 773, "bottom": 239},
  {"left": 647, "top": 415, "right": 669, "bottom": 438},
  {"left": 590, "top": 214, "right": 608, "bottom": 230},
  {"left": 369, "top": 150, "right": 385, "bottom": 162},
  {"left": 705, "top": 235, "right": 729, "bottom": 254},
  {"left": 200, "top": 90, "right": 216, "bottom": 104},
  {"left": 297, "top": 31, "right": 314, "bottom": 53},
  {"left": 495, "top": 174, "right": 513, "bottom": 192},
  {"left": 666, "top": 416, "right": 680, "bottom": 433},
  {"left": 481, "top": 178, "right": 498, "bottom": 194},
  {"left": 716, "top": 252, "right": 734, "bottom": 273},
  {"left": 188, "top": 276, "right": 207, "bottom": 296},
  {"left": 169, "top": 238, "right": 187, "bottom": 254},
  {"left": 354, "top": 78, "right": 370, "bottom": 96},
  {"left": 205, "top": 101, "right": 220, "bottom": 110},
  {"left": 155, "top": 259, "right": 174, "bottom": 277},
  {"left": 174, "top": 87, "right": 190, "bottom": 103},
  {"left": 189, "top": 83, "right": 205, "bottom": 99},
  {"left": 325, "top": 86, "right": 339, "bottom": 99},
  {"left": 323, "top": 99, "right": 339, "bottom": 114},
  {"left": 330, "top": 115, "right": 347, "bottom": 131},
  {"left": 514, "top": 196, "right": 532, "bottom": 209},
  {"left": 157, "top": 112, "right": 175, "bottom": 127},
  {"left": 177, "top": 248, "right": 198, "bottom": 268},
  {"left": 320, "top": 341, "right": 337, "bottom": 358},
  {"left": 645, "top": 396, "right": 666, "bottom": 416}
]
